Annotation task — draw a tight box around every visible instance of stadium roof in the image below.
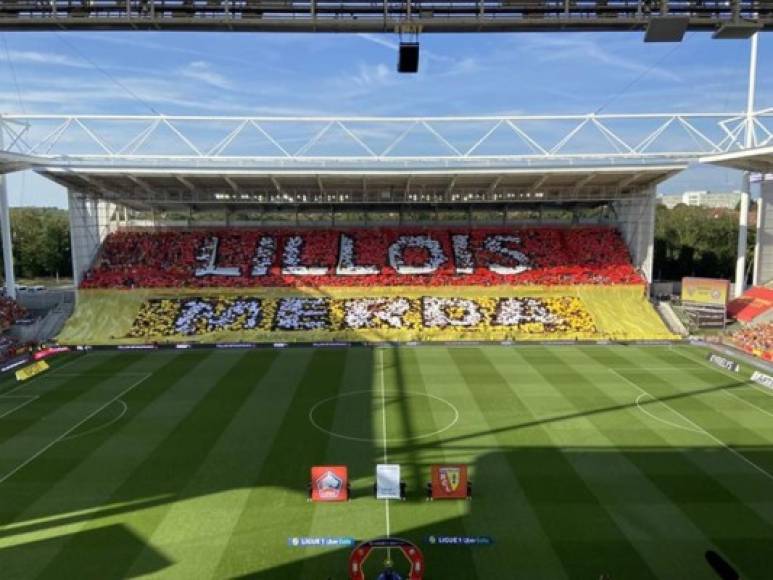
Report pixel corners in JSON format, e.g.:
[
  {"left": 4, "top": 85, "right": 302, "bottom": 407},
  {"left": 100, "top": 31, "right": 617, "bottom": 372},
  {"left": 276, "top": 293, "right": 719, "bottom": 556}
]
[
  {"left": 37, "top": 163, "right": 684, "bottom": 211},
  {"left": 701, "top": 146, "right": 773, "bottom": 173},
  {"left": 0, "top": 1, "right": 769, "bottom": 33},
  {"left": 4, "top": 111, "right": 766, "bottom": 210},
  {"left": 0, "top": 151, "right": 41, "bottom": 175}
]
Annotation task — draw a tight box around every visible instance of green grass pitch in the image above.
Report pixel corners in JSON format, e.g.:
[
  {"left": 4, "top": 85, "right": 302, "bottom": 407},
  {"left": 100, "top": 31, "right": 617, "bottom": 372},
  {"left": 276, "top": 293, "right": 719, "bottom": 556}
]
[{"left": 1, "top": 345, "right": 772, "bottom": 579}]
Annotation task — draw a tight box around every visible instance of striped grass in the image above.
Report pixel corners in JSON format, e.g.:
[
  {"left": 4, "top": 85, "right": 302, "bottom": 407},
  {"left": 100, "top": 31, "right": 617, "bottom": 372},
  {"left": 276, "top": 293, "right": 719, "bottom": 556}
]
[{"left": 0, "top": 345, "right": 771, "bottom": 579}]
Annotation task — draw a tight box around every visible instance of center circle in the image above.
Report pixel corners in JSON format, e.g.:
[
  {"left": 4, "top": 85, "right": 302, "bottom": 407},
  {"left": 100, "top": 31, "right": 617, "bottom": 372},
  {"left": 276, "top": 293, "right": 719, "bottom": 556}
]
[{"left": 308, "top": 390, "right": 459, "bottom": 443}]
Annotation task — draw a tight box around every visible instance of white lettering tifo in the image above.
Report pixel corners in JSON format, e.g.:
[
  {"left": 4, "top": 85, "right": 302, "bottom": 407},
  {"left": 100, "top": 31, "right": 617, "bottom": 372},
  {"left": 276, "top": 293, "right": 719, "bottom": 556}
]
[
  {"left": 388, "top": 235, "right": 448, "bottom": 275},
  {"left": 193, "top": 233, "right": 532, "bottom": 278},
  {"left": 126, "top": 295, "right": 596, "bottom": 338}
]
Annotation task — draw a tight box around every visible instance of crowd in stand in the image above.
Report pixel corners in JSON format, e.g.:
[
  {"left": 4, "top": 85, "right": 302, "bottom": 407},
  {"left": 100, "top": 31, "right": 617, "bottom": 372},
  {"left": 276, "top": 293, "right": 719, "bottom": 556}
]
[
  {"left": 0, "top": 295, "right": 27, "bottom": 362},
  {"left": 726, "top": 323, "right": 773, "bottom": 361},
  {"left": 0, "top": 295, "right": 25, "bottom": 332},
  {"left": 126, "top": 294, "right": 598, "bottom": 339},
  {"left": 82, "top": 226, "right": 642, "bottom": 289}
]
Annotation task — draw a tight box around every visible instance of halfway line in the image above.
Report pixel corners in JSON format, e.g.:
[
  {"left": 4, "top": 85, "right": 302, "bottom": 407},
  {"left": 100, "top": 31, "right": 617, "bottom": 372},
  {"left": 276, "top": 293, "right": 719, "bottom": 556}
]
[{"left": 379, "top": 348, "right": 391, "bottom": 550}]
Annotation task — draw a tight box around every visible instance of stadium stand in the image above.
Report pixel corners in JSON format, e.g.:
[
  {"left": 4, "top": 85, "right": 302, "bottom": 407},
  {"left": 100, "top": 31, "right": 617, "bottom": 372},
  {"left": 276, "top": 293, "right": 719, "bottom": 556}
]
[
  {"left": 81, "top": 226, "right": 642, "bottom": 288},
  {"left": 58, "top": 225, "right": 675, "bottom": 344},
  {"left": 0, "top": 295, "right": 26, "bottom": 331},
  {"left": 726, "top": 286, "right": 773, "bottom": 324},
  {"left": 725, "top": 322, "right": 773, "bottom": 361}
]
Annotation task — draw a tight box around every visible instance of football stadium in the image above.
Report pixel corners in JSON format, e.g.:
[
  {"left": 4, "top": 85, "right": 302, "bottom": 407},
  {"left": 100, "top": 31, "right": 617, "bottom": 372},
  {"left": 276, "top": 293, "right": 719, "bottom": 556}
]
[{"left": 1, "top": 3, "right": 773, "bottom": 579}]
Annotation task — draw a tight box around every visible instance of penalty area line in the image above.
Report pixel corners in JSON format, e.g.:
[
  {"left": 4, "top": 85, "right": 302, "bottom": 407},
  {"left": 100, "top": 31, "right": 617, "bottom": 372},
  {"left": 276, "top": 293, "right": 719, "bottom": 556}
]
[{"left": 0, "top": 373, "right": 151, "bottom": 485}]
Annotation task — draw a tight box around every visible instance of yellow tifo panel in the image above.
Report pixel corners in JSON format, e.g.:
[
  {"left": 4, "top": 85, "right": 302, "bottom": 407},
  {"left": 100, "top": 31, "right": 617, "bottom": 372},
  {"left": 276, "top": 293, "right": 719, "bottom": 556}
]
[{"left": 57, "top": 285, "right": 676, "bottom": 345}]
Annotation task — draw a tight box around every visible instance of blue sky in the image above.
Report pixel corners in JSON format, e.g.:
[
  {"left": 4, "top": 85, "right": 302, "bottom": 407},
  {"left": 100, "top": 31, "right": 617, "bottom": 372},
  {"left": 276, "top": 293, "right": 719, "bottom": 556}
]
[{"left": 2, "top": 30, "right": 771, "bottom": 208}]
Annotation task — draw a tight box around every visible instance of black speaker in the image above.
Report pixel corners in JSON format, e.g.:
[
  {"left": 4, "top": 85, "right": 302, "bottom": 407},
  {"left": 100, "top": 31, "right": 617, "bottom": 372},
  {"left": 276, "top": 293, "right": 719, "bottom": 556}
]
[{"left": 398, "top": 42, "right": 419, "bottom": 74}]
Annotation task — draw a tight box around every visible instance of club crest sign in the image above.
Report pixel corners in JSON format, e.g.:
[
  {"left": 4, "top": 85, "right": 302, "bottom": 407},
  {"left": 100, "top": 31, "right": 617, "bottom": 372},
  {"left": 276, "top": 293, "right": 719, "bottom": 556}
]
[
  {"left": 439, "top": 467, "right": 462, "bottom": 493},
  {"left": 311, "top": 466, "right": 348, "bottom": 502},
  {"left": 431, "top": 464, "right": 468, "bottom": 499}
]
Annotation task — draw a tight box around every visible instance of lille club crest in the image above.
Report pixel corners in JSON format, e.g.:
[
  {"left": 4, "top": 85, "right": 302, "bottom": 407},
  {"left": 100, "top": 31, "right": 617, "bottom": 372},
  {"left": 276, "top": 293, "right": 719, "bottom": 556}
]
[
  {"left": 310, "top": 466, "right": 348, "bottom": 502},
  {"left": 431, "top": 464, "right": 468, "bottom": 499}
]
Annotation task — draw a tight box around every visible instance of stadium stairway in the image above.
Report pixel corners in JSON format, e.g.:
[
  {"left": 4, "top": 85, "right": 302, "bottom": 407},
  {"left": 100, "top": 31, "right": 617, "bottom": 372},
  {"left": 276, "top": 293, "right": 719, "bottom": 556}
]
[{"left": 655, "top": 301, "right": 688, "bottom": 337}]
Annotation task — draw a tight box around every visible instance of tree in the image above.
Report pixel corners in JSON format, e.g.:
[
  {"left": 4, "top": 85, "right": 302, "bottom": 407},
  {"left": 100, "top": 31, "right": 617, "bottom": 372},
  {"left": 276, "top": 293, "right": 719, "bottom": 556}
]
[
  {"left": 0, "top": 208, "right": 71, "bottom": 280},
  {"left": 654, "top": 204, "right": 753, "bottom": 282}
]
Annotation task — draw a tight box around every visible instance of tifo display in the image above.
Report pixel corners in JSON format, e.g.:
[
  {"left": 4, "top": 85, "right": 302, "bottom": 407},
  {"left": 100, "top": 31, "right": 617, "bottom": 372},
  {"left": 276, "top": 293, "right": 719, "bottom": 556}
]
[
  {"left": 82, "top": 226, "right": 642, "bottom": 288},
  {"left": 60, "top": 224, "right": 675, "bottom": 344},
  {"left": 125, "top": 295, "right": 597, "bottom": 339}
]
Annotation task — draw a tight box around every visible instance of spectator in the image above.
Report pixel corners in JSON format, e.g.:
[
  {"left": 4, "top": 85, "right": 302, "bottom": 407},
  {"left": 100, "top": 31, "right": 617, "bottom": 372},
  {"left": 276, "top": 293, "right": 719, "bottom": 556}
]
[{"left": 82, "top": 226, "right": 642, "bottom": 289}]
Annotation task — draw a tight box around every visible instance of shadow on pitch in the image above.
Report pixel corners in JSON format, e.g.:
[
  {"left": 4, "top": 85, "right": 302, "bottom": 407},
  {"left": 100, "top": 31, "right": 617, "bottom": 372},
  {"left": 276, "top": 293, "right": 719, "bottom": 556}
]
[
  {"left": 387, "top": 377, "right": 753, "bottom": 456},
  {"left": 2, "top": 347, "right": 771, "bottom": 579},
  {"left": 0, "top": 523, "right": 171, "bottom": 579},
  {"left": 233, "top": 442, "right": 773, "bottom": 580}
]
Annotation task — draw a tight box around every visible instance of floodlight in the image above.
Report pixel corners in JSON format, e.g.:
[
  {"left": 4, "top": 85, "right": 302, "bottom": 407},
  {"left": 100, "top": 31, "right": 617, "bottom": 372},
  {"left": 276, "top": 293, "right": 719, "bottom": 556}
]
[{"left": 713, "top": 20, "right": 763, "bottom": 40}]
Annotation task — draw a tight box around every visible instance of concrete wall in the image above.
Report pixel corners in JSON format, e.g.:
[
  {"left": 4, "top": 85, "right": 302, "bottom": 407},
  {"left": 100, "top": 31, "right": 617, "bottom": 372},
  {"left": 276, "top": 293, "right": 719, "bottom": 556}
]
[
  {"left": 611, "top": 189, "right": 656, "bottom": 283},
  {"left": 68, "top": 190, "right": 118, "bottom": 287},
  {"left": 754, "top": 181, "right": 773, "bottom": 286}
]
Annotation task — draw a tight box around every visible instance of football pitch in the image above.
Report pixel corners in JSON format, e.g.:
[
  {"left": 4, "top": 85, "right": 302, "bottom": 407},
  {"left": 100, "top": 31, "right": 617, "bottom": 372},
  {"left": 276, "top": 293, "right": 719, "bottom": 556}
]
[{"left": 1, "top": 345, "right": 772, "bottom": 579}]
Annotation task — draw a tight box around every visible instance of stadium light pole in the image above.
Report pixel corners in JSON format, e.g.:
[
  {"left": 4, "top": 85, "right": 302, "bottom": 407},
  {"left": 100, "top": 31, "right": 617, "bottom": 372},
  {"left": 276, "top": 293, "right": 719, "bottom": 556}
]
[
  {"left": 735, "top": 32, "right": 758, "bottom": 298},
  {"left": 0, "top": 118, "right": 16, "bottom": 300}
]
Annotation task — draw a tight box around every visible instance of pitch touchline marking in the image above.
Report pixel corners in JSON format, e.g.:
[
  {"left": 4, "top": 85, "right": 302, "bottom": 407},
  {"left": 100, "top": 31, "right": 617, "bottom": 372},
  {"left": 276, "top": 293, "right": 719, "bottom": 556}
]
[
  {"left": 379, "top": 348, "right": 391, "bottom": 546},
  {"left": 611, "top": 369, "right": 773, "bottom": 483},
  {"left": 0, "top": 396, "right": 39, "bottom": 419},
  {"left": 0, "top": 373, "right": 151, "bottom": 485},
  {"left": 667, "top": 347, "right": 773, "bottom": 400},
  {"left": 0, "top": 361, "right": 101, "bottom": 419},
  {"left": 60, "top": 400, "right": 129, "bottom": 442},
  {"left": 0, "top": 354, "right": 93, "bottom": 398},
  {"left": 749, "top": 384, "right": 773, "bottom": 398},
  {"left": 722, "top": 389, "right": 773, "bottom": 419},
  {"left": 307, "top": 390, "right": 460, "bottom": 443},
  {"left": 54, "top": 372, "right": 151, "bottom": 377},
  {"left": 0, "top": 369, "right": 147, "bottom": 422},
  {"left": 668, "top": 346, "right": 755, "bottom": 383}
]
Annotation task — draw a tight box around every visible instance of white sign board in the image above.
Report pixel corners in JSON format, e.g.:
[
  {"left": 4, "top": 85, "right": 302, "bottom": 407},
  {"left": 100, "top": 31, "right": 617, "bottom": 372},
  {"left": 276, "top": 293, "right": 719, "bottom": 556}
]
[{"left": 376, "top": 464, "right": 401, "bottom": 500}]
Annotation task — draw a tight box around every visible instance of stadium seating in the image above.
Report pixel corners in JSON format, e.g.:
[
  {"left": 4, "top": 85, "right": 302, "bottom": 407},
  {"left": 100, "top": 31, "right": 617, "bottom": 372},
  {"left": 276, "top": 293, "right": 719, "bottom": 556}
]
[
  {"left": 726, "top": 286, "right": 773, "bottom": 324},
  {"left": 725, "top": 323, "right": 773, "bottom": 361},
  {"left": 82, "top": 226, "right": 642, "bottom": 289},
  {"left": 0, "top": 295, "right": 25, "bottom": 331},
  {"left": 124, "top": 294, "right": 599, "bottom": 339},
  {"left": 59, "top": 225, "right": 678, "bottom": 344}
]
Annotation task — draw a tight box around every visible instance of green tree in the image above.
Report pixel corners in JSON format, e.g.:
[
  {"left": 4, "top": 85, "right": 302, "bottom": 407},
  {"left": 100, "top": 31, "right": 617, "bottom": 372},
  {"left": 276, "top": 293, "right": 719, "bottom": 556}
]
[
  {"left": 0, "top": 207, "right": 72, "bottom": 280},
  {"left": 654, "top": 203, "right": 754, "bottom": 282}
]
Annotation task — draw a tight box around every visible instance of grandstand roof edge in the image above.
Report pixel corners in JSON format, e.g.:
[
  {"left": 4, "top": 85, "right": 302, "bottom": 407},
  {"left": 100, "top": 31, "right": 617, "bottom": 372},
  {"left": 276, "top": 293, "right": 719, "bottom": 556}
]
[
  {"left": 36, "top": 162, "right": 683, "bottom": 210},
  {"left": 39, "top": 163, "right": 687, "bottom": 177},
  {"left": 701, "top": 147, "right": 773, "bottom": 173}
]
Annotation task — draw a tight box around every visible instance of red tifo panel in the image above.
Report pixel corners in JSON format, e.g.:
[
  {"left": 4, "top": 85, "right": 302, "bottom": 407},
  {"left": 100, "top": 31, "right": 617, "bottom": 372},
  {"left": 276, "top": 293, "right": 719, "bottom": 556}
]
[{"left": 82, "top": 226, "right": 641, "bottom": 289}]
